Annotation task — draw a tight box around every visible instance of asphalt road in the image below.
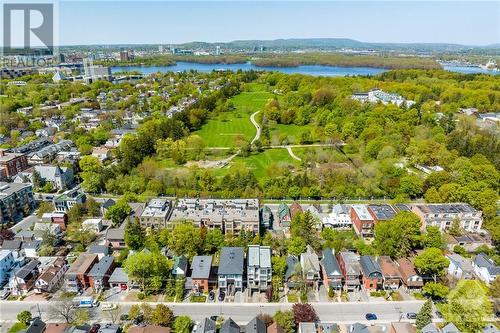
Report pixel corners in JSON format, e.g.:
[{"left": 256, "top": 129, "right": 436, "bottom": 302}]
[{"left": 0, "top": 300, "right": 425, "bottom": 325}]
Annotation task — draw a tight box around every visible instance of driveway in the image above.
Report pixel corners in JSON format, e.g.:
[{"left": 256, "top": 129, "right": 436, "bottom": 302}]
[{"left": 318, "top": 285, "right": 329, "bottom": 302}]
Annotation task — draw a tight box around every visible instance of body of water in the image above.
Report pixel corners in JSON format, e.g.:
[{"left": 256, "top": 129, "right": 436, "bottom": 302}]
[{"left": 112, "top": 61, "right": 499, "bottom": 76}]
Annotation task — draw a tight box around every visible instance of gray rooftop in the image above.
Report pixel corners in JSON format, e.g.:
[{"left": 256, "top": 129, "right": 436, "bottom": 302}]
[
  {"left": 218, "top": 247, "right": 244, "bottom": 276},
  {"left": 247, "top": 245, "right": 271, "bottom": 268},
  {"left": 108, "top": 267, "right": 128, "bottom": 283},
  {"left": 0, "top": 182, "right": 32, "bottom": 199},
  {"left": 351, "top": 205, "right": 373, "bottom": 221},
  {"left": 195, "top": 318, "right": 216, "bottom": 333},
  {"left": 474, "top": 253, "right": 500, "bottom": 276},
  {"left": 220, "top": 318, "right": 240, "bottom": 333},
  {"left": 245, "top": 317, "right": 266, "bottom": 333},
  {"left": 191, "top": 256, "right": 213, "bottom": 279},
  {"left": 359, "top": 255, "right": 382, "bottom": 277},
  {"left": 88, "top": 256, "right": 114, "bottom": 278},
  {"left": 321, "top": 248, "right": 342, "bottom": 277},
  {"left": 368, "top": 204, "right": 396, "bottom": 220}
]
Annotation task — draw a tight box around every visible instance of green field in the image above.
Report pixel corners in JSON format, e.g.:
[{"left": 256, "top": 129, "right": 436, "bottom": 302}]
[
  {"left": 229, "top": 148, "right": 301, "bottom": 179},
  {"left": 269, "top": 123, "right": 315, "bottom": 145},
  {"left": 194, "top": 90, "right": 273, "bottom": 147}
]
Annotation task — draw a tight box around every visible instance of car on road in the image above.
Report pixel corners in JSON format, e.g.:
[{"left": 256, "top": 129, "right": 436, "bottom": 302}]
[
  {"left": 120, "top": 314, "right": 129, "bottom": 321},
  {"left": 0, "top": 289, "right": 10, "bottom": 300},
  {"left": 365, "top": 313, "right": 378, "bottom": 321},
  {"left": 218, "top": 291, "right": 225, "bottom": 301},
  {"left": 406, "top": 312, "right": 417, "bottom": 320},
  {"left": 208, "top": 291, "right": 215, "bottom": 301},
  {"left": 101, "top": 303, "right": 118, "bottom": 311}
]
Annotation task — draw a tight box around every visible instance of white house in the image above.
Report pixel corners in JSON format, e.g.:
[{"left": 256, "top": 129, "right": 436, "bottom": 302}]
[
  {"left": 34, "top": 257, "right": 67, "bottom": 293},
  {"left": 323, "top": 204, "right": 352, "bottom": 230},
  {"left": 82, "top": 218, "right": 103, "bottom": 233},
  {"left": 472, "top": 253, "right": 500, "bottom": 285},
  {"left": 33, "top": 223, "right": 62, "bottom": 240},
  {"left": 447, "top": 253, "right": 474, "bottom": 280}
]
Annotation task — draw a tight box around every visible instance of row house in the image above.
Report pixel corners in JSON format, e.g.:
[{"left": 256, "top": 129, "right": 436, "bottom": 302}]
[
  {"left": 359, "top": 255, "right": 383, "bottom": 290},
  {"left": 350, "top": 205, "right": 375, "bottom": 238},
  {"left": 300, "top": 247, "right": 321, "bottom": 286},
  {"left": 64, "top": 253, "right": 99, "bottom": 292},
  {"left": 8, "top": 259, "right": 40, "bottom": 295},
  {"left": 87, "top": 256, "right": 115, "bottom": 292},
  {"left": 34, "top": 257, "right": 67, "bottom": 293},
  {"left": 377, "top": 256, "right": 402, "bottom": 290},
  {"left": 447, "top": 253, "right": 474, "bottom": 280},
  {"left": 411, "top": 203, "right": 483, "bottom": 232},
  {"left": 140, "top": 198, "right": 172, "bottom": 229},
  {"left": 320, "top": 248, "right": 342, "bottom": 290},
  {"left": 247, "top": 245, "right": 272, "bottom": 292},
  {"left": 189, "top": 255, "right": 215, "bottom": 292},
  {"left": 396, "top": 258, "right": 423, "bottom": 291},
  {"left": 170, "top": 199, "right": 260, "bottom": 235},
  {"left": 217, "top": 247, "right": 244, "bottom": 293},
  {"left": 338, "top": 251, "right": 362, "bottom": 291}
]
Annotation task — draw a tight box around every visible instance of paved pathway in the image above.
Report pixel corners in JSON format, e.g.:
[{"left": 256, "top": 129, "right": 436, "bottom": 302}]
[
  {"left": 250, "top": 111, "right": 261, "bottom": 144},
  {"left": 286, "top": 146, "right": 302, "bottom": 161}
]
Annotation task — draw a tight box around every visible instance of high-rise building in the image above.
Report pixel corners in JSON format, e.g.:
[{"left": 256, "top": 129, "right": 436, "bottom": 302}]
[{"left": 119, "top": 50, "right": 130, "bottom": 62}]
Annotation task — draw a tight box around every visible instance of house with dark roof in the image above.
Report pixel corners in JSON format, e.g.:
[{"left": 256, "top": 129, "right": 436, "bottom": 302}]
[
  {"left": 285, "top": 255, "right": 300, "bottom": 288},
  {"left": 472, "top": 252, "right": 500, "bottom": 285},
  {"left": 217, "top": 247, "right": 244, "bottom": 293},
  {"left": 277, "top": 203, "right": 291, "bottom": 228},
  {"left": 378, "top": 256, "right": 401, "bottom": 290},
  {"left": 260, "top": 206, "right": 273, "bottom": 230},
  {"left": 88, "top": 256, "right": 115, "bottom": 292},
  {"left": 194, "top": 317, "right": 216, "bottom": 333},
  {"left": 321, "top": 248, "right": 342, "bottom": 290},
  {"left": 396, "top": 258, "right": 423, "bottom": 291},
  {"left": 105, "top": 228, "right": 126, "bottom": 250},
  {"left": 8, "top": 259, "right": 40, "bottom": 295},
  {"left": 442, "top": 323, "right": 460, "bottom": 333},
  {"left": 245, "top": 317, "right": 266, "bottom": 333},
  {"left": 368, "top": 204, "right": 397, "bottom": 222},
  {"left": 25, "top": 317, "right": 46, "bottom": 333},
  {"left": 190, "top": 255, "right": 214, "bottom": 292},
  {"left": 87, "top": 245, "right": 110, "bottom": 260},
  {"left": 220, "top": 318, "right": 240, "bottom": 333},
  {"left": 338, "top": 251, "right": 361, "bottom": 291},
  {"left": 359, "top": 255, "right": 382, "bottom": 290},
  {"left": 172, "top": 255, "right": 188, "bottom": 277},
  {"left": 421, "top": 323, "right": 440, "bottom": 333}
]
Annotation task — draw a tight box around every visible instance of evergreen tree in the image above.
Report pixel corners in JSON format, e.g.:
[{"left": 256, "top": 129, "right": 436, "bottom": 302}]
[{"left": 416, "top": 299, "right": 432, "bottom": 330}]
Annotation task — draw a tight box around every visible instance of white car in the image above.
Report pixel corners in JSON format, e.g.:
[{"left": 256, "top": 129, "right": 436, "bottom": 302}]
[{"left": 101, "top": 303, "right": 118, "bottom": 311}]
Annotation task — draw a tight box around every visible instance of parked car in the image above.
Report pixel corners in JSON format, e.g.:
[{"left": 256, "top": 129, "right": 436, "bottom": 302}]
[
  {"left": 102, "top": 303, "right": 118, "bottom": 311},
  {"left": 89, "top": 324, "right": 100, "bottom": 333},
  {"left": 208, "top": 291, "right": 215, "bottom": 301},
  {"left": 133, "top": 314, "right": 144, "bottom": 325},
  {"left": 406, "top": 313, "right": 417, "bottom": 320},
  {"left": 120, "top": 314, "right": 129, "bottom": 321},
  {"left": 210, "top": 316, "right": 218, "bottom": 322},
  {"left": 218, "top": 291, "right": 225, "bottom": 301},
  {"left": 365, "top": 313, "right": 377, "bottom": 321},
  {"left": 0, "top": 289, "right": 10, "bottom": 300}
]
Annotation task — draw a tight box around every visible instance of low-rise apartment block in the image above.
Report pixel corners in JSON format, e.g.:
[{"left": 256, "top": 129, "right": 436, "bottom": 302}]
[
  {"left": 0, "top": 182, "right": 35, "bottom": 224},
  {"left": 247, "top": 245, "right": 272, "bottom": 292},
  {"left": 170, "top": 198, "right": 259, "bottom": 234},
  {"left": 140, "top": 198, "right": 172, "bottom": 228},
  {"left": 350, "top": 205, "right": 375, "bottom": 238},
  {"left": 54, "top": 188, "right": 86, "bottom": 212},
  {"left": 217, "top": 247, "right": 244, "bottom": 293},
  {"left": 411, "top": 203, "right": 483, "bottom": 232},
  {"left": 0, "top": 150, "right": 29, "bottom": 179}
]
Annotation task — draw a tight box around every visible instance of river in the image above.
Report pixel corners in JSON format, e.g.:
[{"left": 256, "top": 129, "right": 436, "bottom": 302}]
[{"left": 111, "top": 61, "right": 499, "bottom": 76}]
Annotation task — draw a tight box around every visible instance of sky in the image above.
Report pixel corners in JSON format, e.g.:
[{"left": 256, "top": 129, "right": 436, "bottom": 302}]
[{"left": 5, "top": 1, "right": 500, "bottom": 47}]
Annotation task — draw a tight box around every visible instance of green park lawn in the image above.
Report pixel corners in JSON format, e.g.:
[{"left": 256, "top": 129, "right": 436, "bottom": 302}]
[
  {"left": 229, "top": 148, "right": 301, "bottom": 179},
  {"left": 194, "top": 90, "right": 273, "bottom": 147}
]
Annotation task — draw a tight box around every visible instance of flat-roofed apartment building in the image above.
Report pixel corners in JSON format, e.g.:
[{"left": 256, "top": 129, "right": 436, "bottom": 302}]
[
  {"left": 247, "top": 245, "right": 272, "bottom": 291},
  {"left": 411, "top": 203, "right": 483, "bottom": 232},
  {"left": 0, "top": 182, "right": 35, "bottom": 224},
  {"left": 350, "top": 205, "right": 375, "bottom": 238},
  {"left": 170, "top": 198, "right": 260, "bottom": 234},
  {"left": 140, "top": 198, "right": 173, "bottom": 228}
]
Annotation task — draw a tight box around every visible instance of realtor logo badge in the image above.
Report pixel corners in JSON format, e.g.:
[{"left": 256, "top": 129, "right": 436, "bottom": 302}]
[{"left": 3, "top": 2, "right": 54, "bottom": 56}]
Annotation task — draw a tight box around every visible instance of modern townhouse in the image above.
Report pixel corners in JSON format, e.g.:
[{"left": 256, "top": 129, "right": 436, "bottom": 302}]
[
  {"left": 447, "top": 253, "right": 474, "bottom": 280},
  {"left": 472, "top": 253, "right": 500, "bottom": 285},
  {"left": 411, "top": 203, "right": 483, "bottom": 232},
  {"left": 0, "top": 182, "right": 35, "bottom": 224},
  {"left": 140, "top": 198, "right": 173, "bottom": 229},
  {"left": 359, "top": 255, "right": 383, "bottom": 290},
  {"left": 367, "top": 204, "right": 397, "bottom": 223},
  {"left": 350, "top": 205, "right": 375, "bottom": 238},
  {"left": 9, "top": 259, "right": 40, "bottom": 295},
  {"left": 41, "top": 212, "right": 68, "bottom": 231},
  {"left": 53, "top": 188, "right": 86, "bottom": 212},
  {"left": 82, "top": 218, "right": 103, "bottom": 233},
  {"left": 217, "top": 247, "right": 244, "bottom": 293},
  {"left": 320, "top": 248, "right": 343, "bottom": 290},
  {"left": 322, "top": 204, "right": 352, "bottom": 230},
  {"left": 65, "top": 253, "right": 99, "bottom": 292},
  {"left": 29, "top": 140, "right": 75, "bottom": 164},
  {"left": 396, "top": 258, "right": 423, "bottom": 292},
  {"left": 445, "top": 233, "right": 492, "bottom": 252},
  {"left": 34, "top": 257, "right": 67, "bottom": 293},
  {"left": 170, "top": 198, "right": 260, "bottom": 235},
  {"left": 377, "top": 256, "right": 401, "bottom": 290},
  {"left": 300, "top": 247, "right": 321, "bottom": 286},
  {"left": 247, "top": 245, "right": 272, "bottom": 292},
  {"left": 338, "top": 251, "right": 362, "bottom": 291},
  {"left": 87, "top": 256, "right": 115, "bottom": 292},
  {"left": 189, "top": 255, "right": 214, "bottom": 292}
]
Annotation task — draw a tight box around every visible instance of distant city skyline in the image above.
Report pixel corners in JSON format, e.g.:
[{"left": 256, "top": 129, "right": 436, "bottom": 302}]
[{"left": 3, "top": 1, "right": 499, "bottom": 47}]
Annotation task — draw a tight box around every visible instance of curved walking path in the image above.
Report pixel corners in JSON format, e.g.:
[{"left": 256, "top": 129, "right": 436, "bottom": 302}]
[
  {"left": 250, "top": 111, "right": 261, "bottom": 144},
  {"left": 286, "top": 146, "right": 302, "bottom": 161}
]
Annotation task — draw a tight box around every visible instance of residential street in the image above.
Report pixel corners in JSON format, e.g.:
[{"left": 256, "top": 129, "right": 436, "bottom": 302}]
[{"left": 0, "top": 300, "right": 425, "bottom": 325}]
